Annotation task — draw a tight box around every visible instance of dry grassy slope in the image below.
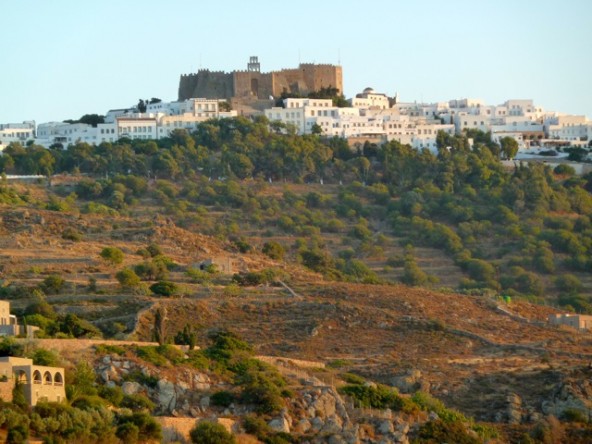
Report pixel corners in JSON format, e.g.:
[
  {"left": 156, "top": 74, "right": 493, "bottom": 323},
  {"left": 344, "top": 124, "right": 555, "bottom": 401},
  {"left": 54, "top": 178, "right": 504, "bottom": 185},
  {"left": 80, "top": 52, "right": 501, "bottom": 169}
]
[
  {"left": 2, "top": 198, "right": 592, "bottom": 422},
  {"left": 133, "top": 281, "right": 592, "bottom": 420}
]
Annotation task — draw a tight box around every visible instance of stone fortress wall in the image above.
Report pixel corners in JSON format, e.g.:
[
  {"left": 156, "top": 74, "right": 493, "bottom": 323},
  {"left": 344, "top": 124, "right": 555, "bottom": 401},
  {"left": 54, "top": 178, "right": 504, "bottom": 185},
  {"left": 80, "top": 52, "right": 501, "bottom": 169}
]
[{"left": 178, "top": 57, "right": 342, "bottom": 102}]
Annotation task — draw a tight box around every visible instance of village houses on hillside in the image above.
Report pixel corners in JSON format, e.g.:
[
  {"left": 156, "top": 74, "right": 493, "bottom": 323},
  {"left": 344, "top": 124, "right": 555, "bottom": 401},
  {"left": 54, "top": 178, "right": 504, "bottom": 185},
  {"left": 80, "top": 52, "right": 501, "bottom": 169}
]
[{"left": 1, "top": 57, "right": 591, "bottom": 154}]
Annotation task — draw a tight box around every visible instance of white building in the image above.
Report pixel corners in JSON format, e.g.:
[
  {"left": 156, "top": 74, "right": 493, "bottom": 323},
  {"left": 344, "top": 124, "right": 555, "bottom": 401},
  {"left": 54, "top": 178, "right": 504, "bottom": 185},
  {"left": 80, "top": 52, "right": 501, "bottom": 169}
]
[
  {"left": 545, "top": 115, "right": 591, "bottom": 144},
  {"left": 36, "top": 122, "right": 103, "bottom": 147},
  {"left": 0, "top": 122, "right": 36, "bottom": 151},
  {"left": 349, "top": 87, "right": 390, "bottom": 110}
]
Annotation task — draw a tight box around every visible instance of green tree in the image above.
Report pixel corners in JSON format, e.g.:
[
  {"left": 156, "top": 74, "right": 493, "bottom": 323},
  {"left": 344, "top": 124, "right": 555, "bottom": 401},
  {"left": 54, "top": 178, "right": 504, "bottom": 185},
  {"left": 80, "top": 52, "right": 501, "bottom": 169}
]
[
  {"left": 100, "top": 247, "right": 124, "bottom": 266},
  {"left": 150, "top": 280, "right": 179, "bottom": 297},
  {"left": 262, "top": 241, "right": 286, "bottom": 260},
  {"left": 190, "top": 421, "right": 236, "bottom": 444},
  {"left": 500, "top": 137, "right": 519, "bottom": 159},
  {"left": 116, "top": 268, "right": 141, "bottom": 288},
  {"left": 555, "top": 274, "right": 583, "bottom": 294},
  {"left": 39, "top": 275, "right": 65, "bottom": 295}
]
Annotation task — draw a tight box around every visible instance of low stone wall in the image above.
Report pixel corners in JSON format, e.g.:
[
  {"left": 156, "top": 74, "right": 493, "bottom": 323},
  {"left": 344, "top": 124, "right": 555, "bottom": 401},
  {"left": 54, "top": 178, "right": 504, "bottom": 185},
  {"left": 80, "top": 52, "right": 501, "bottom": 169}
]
[
  {"left": 16, "top": 338, "right": 159, "bottom": 354},
  {"left": 257, "top": 355, "right": 325, "bottom": 369}
]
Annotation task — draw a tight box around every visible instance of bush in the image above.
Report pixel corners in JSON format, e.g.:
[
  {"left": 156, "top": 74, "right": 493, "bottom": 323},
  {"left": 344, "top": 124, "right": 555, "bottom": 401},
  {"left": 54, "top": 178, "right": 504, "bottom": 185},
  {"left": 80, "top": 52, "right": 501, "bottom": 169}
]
[
  {"left": 238, "top": 369, "right": 285, "bottom": 414},
  {"left": 149, "top": 280, "right": 179, "bottom": 297},
  {"left": 98, "top": 385, "right": 124, "bottom": 407},
  {"left": 121, "top": 393, "right": 156, "bottom": 412},
  {"left": 134, "top": 260, "right": 168, "bottom": 281},
  {"left": 190, "top": 421, "right": 236, "bottom": 444},
  {"left": 555, "top": 274, "right": 583, "bottom": 294},
  {"left": 211, "top": 390, "right": 235, "bottom": 407},
  {"left": 117, "top": 411, "right": 162, "bottom": 442},
  {"left": 116, "top": 422, "right": 139, "bottom": 444},
  {"left": 416, "top": 419, "right": 481, "bottom": 444},
  {"left": 62, "top": 227, "right": 83, "bottom": 242},
  {"left": 29, "top": 349, "right": 59, "bottom": 366},
  {"left": 402, "top": 259, "right": 428, "bottom": 286},
  {"left": 206, "top": 331, "right": 254, "bottom": 362},
  {"left": 340, "top": 373, "right": 365, "bottom": 385},
  {"left": 39, "top": 275, "right": 65, "bottom": 295},
  {"left": 554, "top": 164, "right": 576, "bottom": 176},
  {"left": 262, "top": 241, "right": 286, "bottom": 260},
  {"left": 100, "top": 247, "right": 124, "bottom": 266},
  {"left": 71, "top": 394, "right": 109, "bottom": 411},
  {"left": 116, "top": 268, "right": 141, "bottom": 288},
  {"left": 232, "top": 269, "right": 279, "bottom": 286},
  {"left": 135, "top": 344, "right": 185, "bottom": 367},
  {"left": 186, "top": 267, "right": 212, "bottom": 284},
  {"left": 339, "top": 383, "right": 402, "bottom": 410}
]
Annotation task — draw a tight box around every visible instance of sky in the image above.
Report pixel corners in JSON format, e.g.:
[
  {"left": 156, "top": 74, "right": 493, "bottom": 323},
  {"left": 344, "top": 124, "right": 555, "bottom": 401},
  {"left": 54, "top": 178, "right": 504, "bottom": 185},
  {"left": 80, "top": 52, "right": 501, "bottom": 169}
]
[{"left": 1, "top": 0, "right": 591, "bottom": 124}]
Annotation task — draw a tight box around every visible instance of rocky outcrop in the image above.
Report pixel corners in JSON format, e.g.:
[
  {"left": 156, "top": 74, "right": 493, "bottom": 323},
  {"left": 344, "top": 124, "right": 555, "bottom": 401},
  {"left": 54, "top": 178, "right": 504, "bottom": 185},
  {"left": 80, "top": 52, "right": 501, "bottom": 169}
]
[
  {"left": 542, "top": 381, "right": 592, "bottom": 418},
  {"left": 390, "top": 369, "right": 427, "bottom": 394}
]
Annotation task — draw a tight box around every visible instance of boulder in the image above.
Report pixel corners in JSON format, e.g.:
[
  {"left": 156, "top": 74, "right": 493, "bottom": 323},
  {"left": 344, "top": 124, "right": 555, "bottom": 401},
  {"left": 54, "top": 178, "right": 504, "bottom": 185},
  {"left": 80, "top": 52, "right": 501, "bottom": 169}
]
[
  {"left": 294, "top": 419, "right": 312, "bottom": 433},
  {"left": 390, "top": 370, "right": 422, "bottom": 394},
  {"left": 157, "top": 379, "right": 177, "bottom": 411},
  {"left": 268, "top": 416, "right": 291, "bottom": 433},
  {"left": 378, "top": 419, "right": 394, "bottom": 435},
  {"left": 121, "top": 381, "right": 142, "bottom": 395}
]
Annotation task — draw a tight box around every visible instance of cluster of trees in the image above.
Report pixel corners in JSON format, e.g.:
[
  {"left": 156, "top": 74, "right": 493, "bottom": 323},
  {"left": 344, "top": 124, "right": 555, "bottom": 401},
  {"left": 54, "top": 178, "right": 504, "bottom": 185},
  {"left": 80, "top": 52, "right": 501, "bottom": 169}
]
[{"left": 2, "top": 118, "right": 591, "bottom": 309}]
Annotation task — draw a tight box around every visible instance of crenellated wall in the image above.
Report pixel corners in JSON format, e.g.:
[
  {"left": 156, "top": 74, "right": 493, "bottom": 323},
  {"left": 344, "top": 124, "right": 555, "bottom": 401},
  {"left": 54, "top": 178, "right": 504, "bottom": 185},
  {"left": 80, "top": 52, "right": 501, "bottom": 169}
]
[
  {"left": 178, "top": 62, "right": 342, "bottom": 101},
  {"left": 178, "top": 70, "right": 234, "bottom": 101}
]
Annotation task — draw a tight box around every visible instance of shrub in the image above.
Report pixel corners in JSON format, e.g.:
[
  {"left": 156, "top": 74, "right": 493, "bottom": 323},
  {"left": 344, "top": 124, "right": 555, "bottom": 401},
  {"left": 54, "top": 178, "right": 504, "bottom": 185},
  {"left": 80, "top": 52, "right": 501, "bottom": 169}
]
[
  {"left": 555, "top": 274, "right": 583, "bottom": 294},
  {"left": 186, "top": 267, "right": 212, "bottom": 284},
  {"left": 340, "top": 373, "right": 365, "bottom": 385},
  {"left": 29, "top": 349, "right": 59, "bottom": 366},
  {"left": 243, "top": 414, "right": 271, "bottom": 438},
  {"left": 402, "top": 259, "right": 428, "bottom": 286},
  {"left": 98, "top": 385, "right": 124, "bottom": 407},
  {"left": 561, "top": 408, "right": 587, "bottom": 423},
  {"left": 71, "top": 395, "right": 109, "bottom": 411},
  {"left": 117, "top": 411, "right": 162, "bottom": 442},
  {"left": 121, "top": 393, "right": 156, "bottom": 412},
  {"left": 339, "top": 383, "right": 402, "bottom": 410},
  {"left": 62, "top": 227, "right": 83, "bottom": 242},
  {"left": 116, "top": 268, "right": 141, "bottom": 288},
  {"left": 149, "top": 280, "right": 179, "bottom": 297},
  {"left": 100, "top": 247, "right": 124, "bottom": 266},
  {"left": 24, "top": 299, "right": 56, "bottom": 319},
  {"left": 134, "top": 261, "right": 168, "bottom": 281},
  {"left": 116, "top": 422, "right": 139, "bottom": 444},
  {"left": 262, "top": 241, "right": 286, "bottom": 260},
  {"left": 206, "top": 331, "right": 254, "bottom": 362},
  {"left": 190, "top": 421, "right": 236, "bottom": 444},
  {"left": 135, "top": 344, "right": 185, "bottom": 367},
  {"left": 39, "top": 275, "right": 65, "bottom": 295},
  {"left": 416, "top": 419, "right": 481, "bottom": 444},
  {"left": 238, "top": 369, "right": 285, "bottom": 414},
  {"left": 211, "top": 390, "right": 235, "bottom": 407},
  {"left": 327, "top": 359, "right": 351, "bottom": 369}
]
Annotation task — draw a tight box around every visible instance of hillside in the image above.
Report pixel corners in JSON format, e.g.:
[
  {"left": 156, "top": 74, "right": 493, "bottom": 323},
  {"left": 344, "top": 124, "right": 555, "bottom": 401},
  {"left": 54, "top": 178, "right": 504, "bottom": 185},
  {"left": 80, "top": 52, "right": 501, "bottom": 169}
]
[
  {"left": 0, "top": 122, "right": 591, "bottom": 442},
  {"left": 0, "top": 182, "right": 591, "bottom": 441}
]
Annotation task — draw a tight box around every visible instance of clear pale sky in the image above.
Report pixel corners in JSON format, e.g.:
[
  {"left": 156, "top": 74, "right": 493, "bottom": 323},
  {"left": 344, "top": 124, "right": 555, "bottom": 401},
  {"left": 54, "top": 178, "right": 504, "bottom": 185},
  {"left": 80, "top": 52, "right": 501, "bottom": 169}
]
[{"left": 2, "top": 0, "right": 590, "bottom": 124}]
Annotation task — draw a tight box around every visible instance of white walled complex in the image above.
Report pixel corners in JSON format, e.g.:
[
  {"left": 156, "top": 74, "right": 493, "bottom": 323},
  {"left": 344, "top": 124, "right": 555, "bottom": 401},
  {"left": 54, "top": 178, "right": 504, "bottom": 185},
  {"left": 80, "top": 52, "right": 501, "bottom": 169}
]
[{"left": 1, "top": 90, "right": 590, "bottom": 153}]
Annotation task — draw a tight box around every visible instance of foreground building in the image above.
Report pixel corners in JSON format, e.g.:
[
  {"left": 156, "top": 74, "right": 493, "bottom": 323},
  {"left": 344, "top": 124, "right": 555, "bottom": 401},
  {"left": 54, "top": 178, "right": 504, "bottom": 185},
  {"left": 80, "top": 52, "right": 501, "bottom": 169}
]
[{"left": 0, "top": 357, "right": 66, "bottom": 406}]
